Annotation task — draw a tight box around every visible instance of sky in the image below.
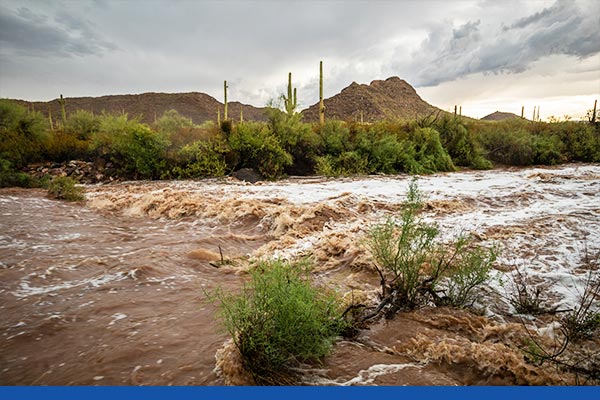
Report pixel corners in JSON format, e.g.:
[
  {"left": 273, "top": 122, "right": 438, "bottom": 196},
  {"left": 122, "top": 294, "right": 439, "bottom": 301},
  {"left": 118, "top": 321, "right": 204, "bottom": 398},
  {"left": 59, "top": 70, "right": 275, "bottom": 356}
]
[{"left": 0, "top": 0, "right": 599, "bottom": 120}]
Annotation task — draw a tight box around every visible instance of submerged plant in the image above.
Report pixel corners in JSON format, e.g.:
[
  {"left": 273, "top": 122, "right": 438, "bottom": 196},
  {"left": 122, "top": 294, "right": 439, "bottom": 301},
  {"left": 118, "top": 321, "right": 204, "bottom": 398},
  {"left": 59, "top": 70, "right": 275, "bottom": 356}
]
[
  {"left": 364, "top": 178, "right": 497, "bottom": 317},
  {"left": 209, "top": 260, "right": 346, "bottom": 384},
  {"left": 47, "top": 176, "right": 85, "bottom": 201}
]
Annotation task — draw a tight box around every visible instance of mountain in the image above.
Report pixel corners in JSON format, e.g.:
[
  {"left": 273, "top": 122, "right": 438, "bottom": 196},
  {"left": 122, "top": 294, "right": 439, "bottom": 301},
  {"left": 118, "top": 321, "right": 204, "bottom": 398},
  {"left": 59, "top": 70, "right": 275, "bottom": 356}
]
[
  {"left": 301, "top": 76, "right": 441, "bottom": 122},
  {"left": 481, "top": 111, "right": 522, "bottom": 121},
  {"left": 14, "top": 92, "right": 268, "bottom": 125},
  {"left": 11, "top": 77, "right": 441, "bottom": 125}
]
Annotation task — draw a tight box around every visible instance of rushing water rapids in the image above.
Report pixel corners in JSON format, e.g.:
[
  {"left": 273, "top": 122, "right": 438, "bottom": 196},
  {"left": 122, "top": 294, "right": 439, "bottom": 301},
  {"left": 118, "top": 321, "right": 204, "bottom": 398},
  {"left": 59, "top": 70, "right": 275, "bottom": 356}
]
[{"left": 1, "top": 164, "right": 599, "bottom": 385}]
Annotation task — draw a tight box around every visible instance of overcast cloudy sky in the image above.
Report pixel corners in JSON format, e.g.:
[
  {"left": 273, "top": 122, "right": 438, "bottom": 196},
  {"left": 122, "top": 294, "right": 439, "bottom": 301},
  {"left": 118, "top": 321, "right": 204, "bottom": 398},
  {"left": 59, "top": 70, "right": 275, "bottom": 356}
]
[{"left": 0, "top": 0, "right": 598, "bottom": 119}]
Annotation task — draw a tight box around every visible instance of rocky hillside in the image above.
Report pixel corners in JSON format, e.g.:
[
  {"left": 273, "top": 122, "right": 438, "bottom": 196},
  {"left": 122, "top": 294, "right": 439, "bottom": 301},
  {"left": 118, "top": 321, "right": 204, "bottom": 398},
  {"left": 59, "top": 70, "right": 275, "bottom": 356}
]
[
  {"left": 16, "top": 92, "right": 268, "bottom": 125},
  {"left": 481, "top": 111, "right": 522, "bottom": 121},
  {"left": 302, "top": 76, "right": 441, "bottom": 122},
  {"left": 13, "top": 77, "right": 442, "bottom": 125}
]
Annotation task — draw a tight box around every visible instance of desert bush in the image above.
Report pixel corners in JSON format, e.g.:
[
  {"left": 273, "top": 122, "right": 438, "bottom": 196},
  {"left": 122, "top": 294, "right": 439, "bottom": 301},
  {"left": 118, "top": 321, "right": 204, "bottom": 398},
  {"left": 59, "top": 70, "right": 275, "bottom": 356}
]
[
  {"left": 64, "top": 110, "right": 100, "bottom": 140},
  {"left": 45, "top": 131, "right": 90, "bottom": 162},
  {"left": 47, "top": 176, "right": 85, "bottom": 201},
  {"left": 531, "top": 134, "right": 565, "bottom": 165},
  {"left": 0, "top": 100, "right": 50, "bottom": 168},
  {"left": 441, "top": 236, "right": 498, "bottom": 307},
  {"left": 171, "top": 138, "right": 228, "bottom": 178},
  {"left": 365, "top": 179, "right": 436, "bottom": 309},
  {"left": 212, "top": 260, "right": 346, "bottom": 384},
  {"left": 319, "top": 120, "right": 351, "bottom": 156},
  {"left": 91, "top": 114, "right": 169, "bottom": 179},
  {"left": 154, "top": 109, "right": 194, "bottom": 137},
  {"left": 269, "top": 109, "right": 320, "bottom": 175},
  {"left": 435, "top": 116, "right": 492, "bottom": 170},
  {"left": 555, "top": 122, "right": 600, "bottom": 162},
  {"left": 506, "top": 265, "right": 552, "bottom": 315},
  {"left": 407, "top": 127, "right": 455, "bottom": 173},
  {"left": 353, "top": 127, "right": 402, "bottom": 174},
  {"left": 517, "top": 252, "right": 600, "bottom": 384},
  {"left": 0, "top": 157, "right": 38, "bottom": 188},
  {"left": 560, "top": 255, "right": 600, "bottom": 341},
  {"left": 314, "top": 151, "right": 369, "bottom": 176},
  {"left": 479, "top": 128, "right": 535, "bottom": 165},
  {"left": 364, "top": 179, "right": 496, "bottom": 316},
  {"left": 228, "top": 122, "right": 292, "bottom": 179}
]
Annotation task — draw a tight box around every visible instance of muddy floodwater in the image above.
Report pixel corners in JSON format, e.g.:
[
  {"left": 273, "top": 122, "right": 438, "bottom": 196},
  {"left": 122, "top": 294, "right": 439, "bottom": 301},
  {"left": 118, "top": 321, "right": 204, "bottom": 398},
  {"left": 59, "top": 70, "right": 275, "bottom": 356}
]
[{"left": 1, "top": 164, "right": 599, "bottom": 385}]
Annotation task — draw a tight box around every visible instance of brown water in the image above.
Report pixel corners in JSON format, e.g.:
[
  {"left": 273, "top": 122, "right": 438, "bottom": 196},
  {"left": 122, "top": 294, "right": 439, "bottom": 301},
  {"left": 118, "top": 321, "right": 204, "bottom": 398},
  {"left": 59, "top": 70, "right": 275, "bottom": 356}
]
[
  {"left": 0, "top": 188, "right": 265, "bottom": 385},
  {"left": 1, "top": 165, "right": 598, "bottom": 385}
]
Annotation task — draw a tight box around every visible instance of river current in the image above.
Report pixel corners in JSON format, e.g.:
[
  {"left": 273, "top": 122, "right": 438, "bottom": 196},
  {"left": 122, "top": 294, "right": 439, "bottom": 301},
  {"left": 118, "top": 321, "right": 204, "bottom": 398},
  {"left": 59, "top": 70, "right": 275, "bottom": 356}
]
[{"left": 1, "top": 164, "right": 599, "bottom": 385}]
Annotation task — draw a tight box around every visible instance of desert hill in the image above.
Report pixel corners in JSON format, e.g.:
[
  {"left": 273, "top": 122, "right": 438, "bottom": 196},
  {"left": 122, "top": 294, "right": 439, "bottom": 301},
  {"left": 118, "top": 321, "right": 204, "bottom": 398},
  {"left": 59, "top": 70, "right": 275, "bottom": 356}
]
[
  {"left": 481, "top": 111, "right": 522, "bottom": 121},
  {"left": 302, "top": 76, "right": 441, "bottom": 122},
  {"left": 15, "top": 92, "right": 268, "bottom": 125},
  {"left": 11, "top": 77, "right": 442, "bottom": 125}
]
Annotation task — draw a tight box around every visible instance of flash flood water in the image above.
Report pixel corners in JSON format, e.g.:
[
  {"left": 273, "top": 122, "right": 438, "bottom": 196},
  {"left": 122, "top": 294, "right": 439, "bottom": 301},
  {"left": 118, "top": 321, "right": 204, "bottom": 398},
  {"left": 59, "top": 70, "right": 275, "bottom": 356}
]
[{"left": 1, "top": 164, "right": 598, "bottom": 385}]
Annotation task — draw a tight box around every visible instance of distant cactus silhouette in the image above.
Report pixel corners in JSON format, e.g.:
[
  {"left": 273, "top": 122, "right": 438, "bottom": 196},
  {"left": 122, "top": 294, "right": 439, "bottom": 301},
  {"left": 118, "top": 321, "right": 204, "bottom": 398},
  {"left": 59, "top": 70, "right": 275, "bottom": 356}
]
[
  {"left": 283, "top": 72, "right": 297, "bottom": 115},
  {"left": 224, "top": 80, "right": 228, "bottom": 121},
  {"left": 58, "top": 94, "right": 67, "bottom": 125},
  {"left": 319, "top": 61, "right": 325, "bottom": 126}
]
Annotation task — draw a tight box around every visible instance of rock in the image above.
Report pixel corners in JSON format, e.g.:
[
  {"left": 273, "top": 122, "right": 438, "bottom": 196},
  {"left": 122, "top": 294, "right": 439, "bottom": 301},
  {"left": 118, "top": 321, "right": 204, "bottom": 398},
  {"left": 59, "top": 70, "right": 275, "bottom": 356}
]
[{"left": 231, "top": 168, "right": 263, "bottom": 183}]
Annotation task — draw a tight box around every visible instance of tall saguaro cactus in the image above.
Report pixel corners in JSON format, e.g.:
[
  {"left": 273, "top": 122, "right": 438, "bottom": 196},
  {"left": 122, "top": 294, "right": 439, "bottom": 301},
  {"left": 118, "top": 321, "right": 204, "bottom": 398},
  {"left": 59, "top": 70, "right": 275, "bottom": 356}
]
[
  {"left": 58, "top": 94, "right": 67, "bottom": 125},
  {"left": 224, "top": 80, "right": 228, "bottom": 121},
  {"left": 284, "top": 72, "right": 297, "bottom": 115},
  {"left": 319, "top": 61, "right": 325, "bottom": 126},
  {"left": 48, "top": 106, "right": 54, "bottom": 131}
]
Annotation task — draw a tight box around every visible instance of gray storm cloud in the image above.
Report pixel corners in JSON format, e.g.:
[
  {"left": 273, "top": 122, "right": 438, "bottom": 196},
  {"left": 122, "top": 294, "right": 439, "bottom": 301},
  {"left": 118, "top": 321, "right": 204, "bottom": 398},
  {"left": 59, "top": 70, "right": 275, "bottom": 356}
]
[
  {"left": 0, "top": 6, "right": 117, "bottom": 58},
  {"left": 0, "top": 0, "right": 597, "bottom": 105},
  {"left": 407, "top": 0, "right": 600, "bottom": 87}
]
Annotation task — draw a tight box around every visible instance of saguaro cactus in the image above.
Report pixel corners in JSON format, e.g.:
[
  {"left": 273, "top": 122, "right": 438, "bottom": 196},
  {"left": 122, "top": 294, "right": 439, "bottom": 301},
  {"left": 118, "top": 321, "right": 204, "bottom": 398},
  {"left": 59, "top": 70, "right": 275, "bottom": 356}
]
[
  {"left": 319, "top": 61, "right": 325, "bottom": 126},
  {"left": 48, "top": 106, "right": 54, "bottom": 131},
  {"left": 592, "top": 100, "right": 597, "bottom": 123},
  {"left": 58, "top": 94, "right": 67, "bottom": 125},
  {"left": 217, "top": 109, "right": 221, "bottom": 125},
  {"left": 521, "top": 106, "right": 524, "bottom": 119},
  {"left": 224, "top": 80, "right": 228, "bottom": 121},
  {"left": 284, "top": 72, "right": 297, "bottom": 115}
]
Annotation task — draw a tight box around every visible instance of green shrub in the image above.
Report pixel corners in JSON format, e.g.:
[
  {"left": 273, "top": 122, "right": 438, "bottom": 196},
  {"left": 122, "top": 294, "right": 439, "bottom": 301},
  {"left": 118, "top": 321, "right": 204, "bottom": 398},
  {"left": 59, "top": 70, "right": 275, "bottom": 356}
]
[
  {"left": 91, "top": 114, "right": 169, "bottom": 179},
  {"left": 365, "top": 179, "right": 496, "bottom": 314},
  {"left": 354, "top": 127, "right": 403, "bottom": 174},
  {"left": 319, "top": 120, "right": 351, "bottom": 156},
  {"left": 212, "top": 260, "right": 346, "bottom": 384},
  {"left": 228, "top": 122, "right": 292, "bottom": 179},
  {"left": 154, "top": 109, "right": 194, "bottom": 137},
  {"left": 314, "top": 151, "right": 369, "bottom": 177},
  {"left": 47, "top": 176, "right": 85, "bottom": 201},
  {"left": 532, "top": 134, "right": 565, "bottom": 165},
  {"left": 365, "top": 179, "right": 438, "bottom": 308},
  {"left": 269, "top": 109, "right": 320, "bottom": 175},
  {"left": 64, "top": 110, "right": 100, "bottom": 140},
  {"left": 45, "top": 131, "right": 90, "bottom": 162},
  {"left": 441, "top": 236, "right": 498, "bottom": 307},
  {"left": 435, "top": 116, "right": 492, "bottom": 170},
  {"left": 0, "top": 157, "right": 36, "bottom": 188},
  {"left": 556, "top": 122, "right": 600, "bottom": 162},
  {"left": 0, "top": 100, "right": 50, "bottom": 168},
  {"left": 407, "top": 127, "right": 455, "bottom": 173},
  {"left": 172, "top": 138, "right": 228, "bottom": 178},
  {"left": 479, "top": 128, "right": 534, "bottom": 165}
]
